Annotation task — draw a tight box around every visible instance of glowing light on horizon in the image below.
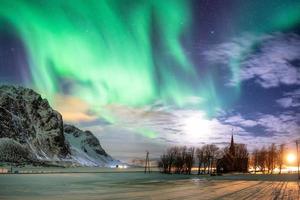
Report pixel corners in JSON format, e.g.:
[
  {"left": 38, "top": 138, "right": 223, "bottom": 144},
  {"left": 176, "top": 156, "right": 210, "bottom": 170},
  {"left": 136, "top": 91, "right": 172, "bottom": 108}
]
[{"left": 287, "top": 153, "right": 296, "bottom": 164}]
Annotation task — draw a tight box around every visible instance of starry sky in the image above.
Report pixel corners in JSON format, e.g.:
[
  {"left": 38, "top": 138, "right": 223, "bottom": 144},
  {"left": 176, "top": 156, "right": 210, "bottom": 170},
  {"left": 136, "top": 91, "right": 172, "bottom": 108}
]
[{"left": 0, "top": 0, "right": 299, "bottom": 161}]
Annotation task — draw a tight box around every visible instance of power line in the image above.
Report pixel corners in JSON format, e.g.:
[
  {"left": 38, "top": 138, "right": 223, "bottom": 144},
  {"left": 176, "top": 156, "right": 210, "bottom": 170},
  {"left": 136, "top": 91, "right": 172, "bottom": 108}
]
[{"left": 144, "top": 151, "right": 151, "bottom": 174}]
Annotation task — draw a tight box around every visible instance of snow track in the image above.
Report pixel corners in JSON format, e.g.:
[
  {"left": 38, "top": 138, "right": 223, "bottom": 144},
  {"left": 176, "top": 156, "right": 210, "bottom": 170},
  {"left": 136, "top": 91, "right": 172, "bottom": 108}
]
[{"left": 0, "top": 173, "right": 299, "bottom": 200}]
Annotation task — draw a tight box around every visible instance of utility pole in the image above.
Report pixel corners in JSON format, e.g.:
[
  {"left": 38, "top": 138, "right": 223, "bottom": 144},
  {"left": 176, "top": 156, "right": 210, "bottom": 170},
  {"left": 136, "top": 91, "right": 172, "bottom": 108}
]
[
  {"left": 296, "top": 140, "right": 300, "bottom": 179},
  {"left": 144, "top": 151, "right": 150, "bottom": 173}
]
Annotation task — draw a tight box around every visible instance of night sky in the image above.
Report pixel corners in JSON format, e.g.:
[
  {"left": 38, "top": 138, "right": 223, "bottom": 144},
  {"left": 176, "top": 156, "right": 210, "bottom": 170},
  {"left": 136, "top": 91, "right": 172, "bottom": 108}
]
[{"left": 0, "top": 0, "right": 299, "bottom": 161}]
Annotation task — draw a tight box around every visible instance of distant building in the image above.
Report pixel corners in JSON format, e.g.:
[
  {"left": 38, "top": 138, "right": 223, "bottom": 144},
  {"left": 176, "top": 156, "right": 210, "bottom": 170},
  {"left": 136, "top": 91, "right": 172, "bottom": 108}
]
[
  {"left": 0, "top": 168, "right": 8, "bottom": 173},
  {"left": 216, "top": 134, "right": 248, "bottom": 173}
]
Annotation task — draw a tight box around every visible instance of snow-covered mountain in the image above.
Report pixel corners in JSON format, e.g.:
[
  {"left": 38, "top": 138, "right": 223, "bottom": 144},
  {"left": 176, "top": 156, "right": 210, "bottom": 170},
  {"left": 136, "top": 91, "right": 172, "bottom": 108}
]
[
  {"left": 64, "top": 124, "right": 118, "bottom": 167},
  {"left": 0, "top": 85, "right": 118, "bottom": 166}
]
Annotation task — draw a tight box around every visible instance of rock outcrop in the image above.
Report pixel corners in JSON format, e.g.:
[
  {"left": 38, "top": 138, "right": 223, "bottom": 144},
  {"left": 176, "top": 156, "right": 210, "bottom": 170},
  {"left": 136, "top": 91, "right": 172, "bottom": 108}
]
[{"left": 0, "top": 85, "right": 118, "bottom": 166}]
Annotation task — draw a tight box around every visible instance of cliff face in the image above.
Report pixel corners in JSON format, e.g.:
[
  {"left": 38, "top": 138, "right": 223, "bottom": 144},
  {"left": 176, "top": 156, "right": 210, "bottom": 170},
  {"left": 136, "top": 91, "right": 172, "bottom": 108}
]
[
  {"left": 0, "top": 85, "right": 118, "bottom": 166},
  {"left": 0, "top": 85, "right": 69, "bottom": 162}
]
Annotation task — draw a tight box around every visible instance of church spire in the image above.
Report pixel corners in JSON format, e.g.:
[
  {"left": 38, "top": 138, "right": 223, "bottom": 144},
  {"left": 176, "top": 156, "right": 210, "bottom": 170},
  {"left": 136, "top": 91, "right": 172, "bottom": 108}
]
[{"left": 229, "top": 131, "right": 235, "bottom": 157}]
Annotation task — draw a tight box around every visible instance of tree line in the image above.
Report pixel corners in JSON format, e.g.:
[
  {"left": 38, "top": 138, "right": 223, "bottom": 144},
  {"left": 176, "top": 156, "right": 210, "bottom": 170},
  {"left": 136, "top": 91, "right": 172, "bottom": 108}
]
[
  {"left": 251, "top": 143, "right": 285, "bottom": 174},
  {"left": 158, "top": 142, "right": 289, "bottom": 175},
  {"left": 158, "top": 143, "right": 249, "bottom": 174}
]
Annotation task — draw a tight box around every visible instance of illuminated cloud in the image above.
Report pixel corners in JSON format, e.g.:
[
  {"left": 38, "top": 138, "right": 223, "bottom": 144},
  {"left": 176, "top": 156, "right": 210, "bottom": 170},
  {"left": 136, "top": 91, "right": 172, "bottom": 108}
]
[
  {"left": 220, "top": 112, "right": 299, "bottom": 143},
  {"left": 223, "top": 114, "right": 258, "bottom": 128},
  {"left": 85, "top": 103, "right": 242, "bottom": 147},
  {"left": 276, "top": 89, "right": 300, "bottom": 108},
  {"left": 204, "top": 33, "right": 300, "bottom": 88},
  {"left": 241, "top": 33, "right": 300, "bottom": 88},
  {"left": 53, "top": 95, "right": 97, "bottom": 122}
]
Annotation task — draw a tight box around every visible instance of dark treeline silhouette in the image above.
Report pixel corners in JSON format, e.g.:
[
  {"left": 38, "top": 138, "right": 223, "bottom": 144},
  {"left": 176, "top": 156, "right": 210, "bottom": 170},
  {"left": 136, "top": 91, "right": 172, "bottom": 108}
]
[
  {"left": 196, "top": 144, "right": 220, "bottom": 175},
  {"left": 158, "top": 146, "right": 195, "bottom": 174},
  {"left": 158, "top": 142, "right": 250, "bottom": 174},
  {"left": 251, "top": 143, "right": 285, "bottom": 174},
  {"left": 159, "top": 139, "right": 289, "bottom": 175}
]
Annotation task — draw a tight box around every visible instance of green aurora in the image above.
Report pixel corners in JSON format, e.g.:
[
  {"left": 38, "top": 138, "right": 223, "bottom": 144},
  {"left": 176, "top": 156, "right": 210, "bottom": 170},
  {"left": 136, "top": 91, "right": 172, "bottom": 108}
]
[
  {"left": 0, "top": 0, "right": 299, "bottom": 124},
  {"left": 0, "top": 0, "right": 198, "bottom": 107}
]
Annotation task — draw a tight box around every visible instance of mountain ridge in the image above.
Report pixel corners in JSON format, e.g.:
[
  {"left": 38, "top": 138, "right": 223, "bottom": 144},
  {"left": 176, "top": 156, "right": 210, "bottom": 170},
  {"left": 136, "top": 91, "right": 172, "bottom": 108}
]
[{"left": 0, "top": 85, "right": 118, "bottom": 167}]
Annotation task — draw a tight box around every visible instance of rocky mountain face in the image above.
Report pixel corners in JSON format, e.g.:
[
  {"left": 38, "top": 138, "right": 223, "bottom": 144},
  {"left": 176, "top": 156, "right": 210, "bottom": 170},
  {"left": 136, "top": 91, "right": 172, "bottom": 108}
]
[
  {"left": 64, "top": 125, "right": 116, "bottom": 166},
  {"left": 0, "top": 85, "right": 117, "bottom": 166}
]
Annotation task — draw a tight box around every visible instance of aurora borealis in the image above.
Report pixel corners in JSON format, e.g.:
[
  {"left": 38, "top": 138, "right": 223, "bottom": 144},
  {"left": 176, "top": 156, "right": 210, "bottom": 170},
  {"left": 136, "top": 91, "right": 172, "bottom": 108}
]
[
  {"left": 0, "top": 0, "right": 199, "bottom": 107},
  {"left": 0, "top": 0, "right": 300, "bottom": 160}
]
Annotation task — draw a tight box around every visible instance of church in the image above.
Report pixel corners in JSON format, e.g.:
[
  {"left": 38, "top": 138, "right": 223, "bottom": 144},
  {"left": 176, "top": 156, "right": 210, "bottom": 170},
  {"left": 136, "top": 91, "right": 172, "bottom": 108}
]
[{"left": 216, "top": 134, "right": 249, "bottom": 173}]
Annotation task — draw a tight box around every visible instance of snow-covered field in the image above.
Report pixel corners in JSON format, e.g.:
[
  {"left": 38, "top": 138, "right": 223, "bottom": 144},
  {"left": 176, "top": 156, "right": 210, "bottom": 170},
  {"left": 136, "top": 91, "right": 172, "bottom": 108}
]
[{"left": 0, "top": 172, "right": 299, "bottom": 200}]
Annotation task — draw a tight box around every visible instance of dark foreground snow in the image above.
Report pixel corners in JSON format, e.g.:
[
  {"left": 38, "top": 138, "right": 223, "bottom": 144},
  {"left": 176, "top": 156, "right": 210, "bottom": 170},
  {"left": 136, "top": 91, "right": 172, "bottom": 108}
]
[{"left": 0, "top": 172, "right": 299, "bottom": 200}]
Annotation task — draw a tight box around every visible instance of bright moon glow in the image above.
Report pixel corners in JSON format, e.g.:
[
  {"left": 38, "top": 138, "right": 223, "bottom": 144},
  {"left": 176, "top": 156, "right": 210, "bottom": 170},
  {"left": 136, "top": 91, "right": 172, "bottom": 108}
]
[
  {"left": 287, "top": 153, "right": 296, "bottom": 163},
  {"left": 183, "top": 113, "right": 212, "bottom": 141}
]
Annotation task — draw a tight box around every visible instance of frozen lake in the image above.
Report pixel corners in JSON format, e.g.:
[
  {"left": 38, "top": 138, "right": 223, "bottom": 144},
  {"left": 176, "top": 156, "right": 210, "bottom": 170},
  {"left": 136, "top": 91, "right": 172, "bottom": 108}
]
[{"left": 0, "top": 172, "right": 299, "bottom": 199}]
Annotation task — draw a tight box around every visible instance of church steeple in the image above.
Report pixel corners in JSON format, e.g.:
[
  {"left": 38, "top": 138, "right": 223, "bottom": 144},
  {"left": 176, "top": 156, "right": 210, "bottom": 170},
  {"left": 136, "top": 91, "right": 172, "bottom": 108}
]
[{"left": 229, "top": 132, "right": 235, "bottom": 157}]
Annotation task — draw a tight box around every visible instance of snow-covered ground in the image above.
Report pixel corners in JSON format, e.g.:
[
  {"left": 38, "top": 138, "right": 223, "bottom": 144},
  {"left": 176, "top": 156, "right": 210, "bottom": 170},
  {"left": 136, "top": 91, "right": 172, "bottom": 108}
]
[{"left": 0, "top": 172, "right": 299, "bottom": 200}]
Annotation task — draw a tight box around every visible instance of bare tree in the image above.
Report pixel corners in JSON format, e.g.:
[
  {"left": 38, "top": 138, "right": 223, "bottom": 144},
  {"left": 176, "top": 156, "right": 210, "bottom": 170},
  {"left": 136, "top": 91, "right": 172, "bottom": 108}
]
[
  {"left": 159, "top": 146, "right": 196, "bottom": 174},
  {"left": 209, "top": 144, "right": 219, "bottom": 173},
  {"left": 199, "top": 145, "right": 207, "bottom": 174},
  {"left": 196, "top": 147, "right": 205, "bottom": 175},
  {"left": 158, "top": 147, "right": 177, "bottom": 173},
  {"left": 257, "top": 147, "right": 267, "bottom": 173},
  {"left": 185, "top": 147, "right": 195, "bottom": 175},
  {"left": 235, "top": 144, "right": 249, "bottom": 158},
  {"left": 266, "top": 144, "right": 277, "bottom": 174},
  {"left": 277, "top": 144, "right": 285, "bottom": 174},
  {"left": 158, "top": 154, "right": 170, "bottom": 173},
  {"left": 252, "top": 149, "right": 259, "bottom": 174},
  {"left": 202, "top": 145, "right": 211, "bottom": 174},
  {"left": 201, "top": 144, "right": 219, "bottom": 174},
  {"left": 173, "top": 146, "right": 186, "bottom": 174},
  {"left": 235, "top": 144, "right": 249, "bottom": 172}
]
